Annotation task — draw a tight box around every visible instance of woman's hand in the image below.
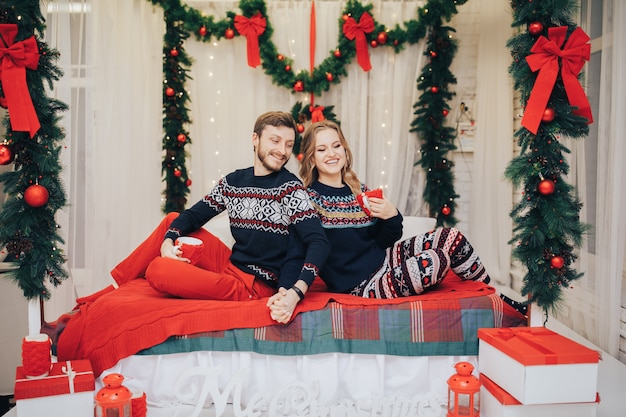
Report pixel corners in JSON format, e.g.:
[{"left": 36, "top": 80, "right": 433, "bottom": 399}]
[
  {"left": 267, "top": 287, "right": 300, "bottom": 324},
  {"left": 367, "top": 197, "right": 398, "bottom": 220},
  {"left": 160, "top": 238, "right": 190, "bottom": 263}
]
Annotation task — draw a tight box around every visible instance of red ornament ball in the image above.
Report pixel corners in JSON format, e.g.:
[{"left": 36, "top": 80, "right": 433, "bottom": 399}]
[
  {"left": 297, "top": 124, "right": 305, "bottom": 134},
  {"left": 173, "top": 168, "right": 182, "bottom": 178},
  {"left": 293, "top": 80, "right": 304, "bottom": 92},
  {"left": 277, "top": 54, "right": 284, "bottom": 61},
  {"left": 165, "top": 87, "right": 175, "bottom": 97},
  {"left": 170, "top": 48, "right": 179, "bottom": 57},
  {"left": 225, "top": 28, "right": 235, "bottom": 39},
  {"left": 185, "top": 179, "right": 192, "bottom": 187},
  {"left": 441, "top": 206, "right": 451, "bottom": 216},
  {"left": 177, "top": 133, "right": 186, "bottom": 143},
  {"left": 297, "top": 153, "right": 304, "bottom": 161},
  {"left": 429, "top": 51, "right": 437, "bottom": 58},
  {"left": 542, "top": 107, "right": 555, "bottom": 122},
  {"left": 528, "top": 21, "right": 544, "bottom": 36},
  {"left": 430, "top": 86, "right": 439, "bottom": 94},
  {"left": 538, "top": 179, "right": 556, "bottom": 195},
  {"left": 442, "top": 109, "right": 449, "bottom": 117},
  {"left": 550, "top": 255, "right": 565, "bottom": 269},
  {"left": 326, "top": 72, "right": 334, "bottom": 82},
  {"left": 199, "top": 26, "right": 208, "bottom": 36},
  {"left": 24, "top": 184, "right": 49, "bottom": 208},
  {"left": 377, "top": 32, "right": 388, "bottom": 45},
  {"left": 370, "top": 40, "right": 378, "bottom": 48},
  {"left": 333, "top": 49, "right": 342, "bottom": 58},
  {"left": 0, "top": 144, "right": 13, "bottom": 165},
  {"left": 284, "top": 65, "right": 291, "bottom": 72}
]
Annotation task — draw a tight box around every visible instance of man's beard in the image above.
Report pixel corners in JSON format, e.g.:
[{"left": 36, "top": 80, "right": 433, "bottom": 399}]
[{"left": 257, "top": 148, "right": 288, "bottom": 173}]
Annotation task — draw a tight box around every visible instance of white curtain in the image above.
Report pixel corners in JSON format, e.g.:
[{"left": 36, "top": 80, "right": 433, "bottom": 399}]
[
  {"left": 555, "top": 0, "right": 626, "bottom": 357},
  {"left": 43, "top": 0, "right": 427, "bottom": 317},
  {"left": 470, "top": 1, "right": 514, "bottom": 286}
]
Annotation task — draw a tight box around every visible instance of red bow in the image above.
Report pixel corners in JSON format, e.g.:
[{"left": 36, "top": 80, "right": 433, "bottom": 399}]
[
  {"left": 310, "top": 105, "right": 325, "bottom": 122},
  {"left": 342, "top": 12, "right": 375, "bottom": 72},
  {"left": 522, "top": 26, "right": 593, "bottom": 134},
  {"left": 234, "top": 13, "right": 266, "bottom": 68},
  {"left": 0, "top": 24, "right": 40, "bottom": 137}
]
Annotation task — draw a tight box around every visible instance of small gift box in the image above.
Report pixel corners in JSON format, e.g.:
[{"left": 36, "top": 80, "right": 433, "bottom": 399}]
[
  {"left": 480, "top": 373, "right": 599, "bottom": 417},
  {"left": 14, "top": 359, "right": 95, "bottom": 417},
  {"left": 478, "top": 327, "right": 600, "bottom": 405}
]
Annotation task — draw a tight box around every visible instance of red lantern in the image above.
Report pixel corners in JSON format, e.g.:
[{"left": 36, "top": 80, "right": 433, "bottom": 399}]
[
  {"left": 95, "top": 373, "right": 132, "bottom": 417},
  {"left": 447, "top": 362, "right": 480, "bottom": 417},
  {"left": 24, "top": 184, "right": 49, "bottom": 208},
  {"left": 0, "top": 143, "right": 14, "bottom": 165}
]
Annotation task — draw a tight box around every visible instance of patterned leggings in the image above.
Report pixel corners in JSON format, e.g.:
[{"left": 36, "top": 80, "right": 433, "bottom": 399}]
[{"left": 350, "top": 227, "right": 490, "bottom": 298}]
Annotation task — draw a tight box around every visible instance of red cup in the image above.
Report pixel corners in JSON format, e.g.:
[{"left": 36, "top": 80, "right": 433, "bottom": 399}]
[{"left": 175, "top": 236, "right": 204, "bottom": 265}]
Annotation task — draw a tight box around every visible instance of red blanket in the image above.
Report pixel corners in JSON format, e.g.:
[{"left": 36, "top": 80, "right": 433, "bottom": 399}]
[{"left": 55, "top": 272, "right": 519, "bottom": 376}]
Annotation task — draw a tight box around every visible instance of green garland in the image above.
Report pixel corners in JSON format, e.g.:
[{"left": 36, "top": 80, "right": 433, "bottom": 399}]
[
  {"left": 150, "top": 0, "right": 466, "bottom": 219},
  {"left": 505, "top": 0, "right": 590, "bottom": 312},
  {"left": 0, "top": 1, "right": 69, "bottom": 299}
]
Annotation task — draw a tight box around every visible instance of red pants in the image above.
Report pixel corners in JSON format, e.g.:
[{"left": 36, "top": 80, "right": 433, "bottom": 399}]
[{"left": 110, "top": 213, "right": 275, "bottom": 300}]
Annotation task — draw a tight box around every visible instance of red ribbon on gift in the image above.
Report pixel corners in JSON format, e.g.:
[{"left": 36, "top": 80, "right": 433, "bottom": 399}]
[
  {"left": 310, "top": 105, "right": 325, "bottom": 122},
  {"left": 234, "top": 13, "right": 266, "bottom": 68},
  {"left": 522, "top": 26, "right": 593, "bottom": 134},
  {"left": 342, "top": 12, "right": 374, "bottom": 72},
  {"left": 495, "top": 328, "right": 558, "bottom": 364},
  {"left": 0, "top": 24, "right": 41, "bottom": 138}
]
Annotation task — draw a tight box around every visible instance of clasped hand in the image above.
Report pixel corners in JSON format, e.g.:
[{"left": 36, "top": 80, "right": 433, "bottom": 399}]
[{"left": 267, "top": 288, "right": 299, "bottom": 324}]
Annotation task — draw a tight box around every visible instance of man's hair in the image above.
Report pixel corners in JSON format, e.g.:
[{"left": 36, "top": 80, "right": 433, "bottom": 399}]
[{"left": 253, "top": 111, "right": 297, "bottom": 138}]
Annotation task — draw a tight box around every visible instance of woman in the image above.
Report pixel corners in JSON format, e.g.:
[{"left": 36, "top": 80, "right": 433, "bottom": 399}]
[{"left": 268, "top": 120, "right": 526, "bottom": 322}]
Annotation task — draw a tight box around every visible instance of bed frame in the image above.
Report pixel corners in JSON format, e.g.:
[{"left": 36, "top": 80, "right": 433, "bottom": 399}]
[{"left": 50, "top": 215, "right": 527, "bottom": 417}]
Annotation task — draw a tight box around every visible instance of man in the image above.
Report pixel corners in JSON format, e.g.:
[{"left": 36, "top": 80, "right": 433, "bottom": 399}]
[{"left": 111, "top": 111, "right": 329, "bottom": 317}]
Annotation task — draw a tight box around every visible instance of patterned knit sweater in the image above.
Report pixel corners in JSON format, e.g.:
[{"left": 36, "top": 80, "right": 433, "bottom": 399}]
[
  {"left": 165, "top": 167, "right": 330, "bottom": 288},
  {"left": 283, "top": 181, "right": 403, "bottom": 293}
]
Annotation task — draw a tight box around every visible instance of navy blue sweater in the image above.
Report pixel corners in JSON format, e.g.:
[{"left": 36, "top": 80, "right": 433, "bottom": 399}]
[
  {"left": 283, "top": 181, "right": 403, "bottom": 293},
  {"left": 164, "top": 167, "right": 330, "bottom": 288}
]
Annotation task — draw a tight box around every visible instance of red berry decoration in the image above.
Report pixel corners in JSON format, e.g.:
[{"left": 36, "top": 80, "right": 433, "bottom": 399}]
[
  {"left": 550, "top": 255, "right": 565, "bottom": 269},
  {"left": 441, "top": 206, "right": 451, "bottom": 216},
  {"left": 0, "top": 143, "right": 13, "bottom": 165},
  {"left": 225, "top": 28, "right": 235, "bottom": 39},
  {"left": 542, "top": 107, "right": 555, "bottom": 122},
  {"left": 528, "top": 21, "right": 544, "bottom": 36},
  {"left": 24, "top": 184, "right": 49, "bottom": 208},
  {"left": 431, "top": 86, "right": 439, "bottom": 94},
  {"left": 538, "top": 179, "right": 556, "bottom": 195},
  {"left": 297, "top": 124, "right": 305, "bottom": 133},
  {"left": 165, "top": 87, "right": 175, "bottom": 97},
  {"left": 177, "top": 133, "right": 186, "bottom": 143},
  {"left": 377, "top": 32, "right": 388, "bottom": 45},
  {"left": 199, "top": 26, "right": 207, "bottom": 36}
]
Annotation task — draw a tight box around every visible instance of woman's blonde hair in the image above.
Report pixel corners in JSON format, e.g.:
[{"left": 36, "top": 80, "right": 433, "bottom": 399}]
[{"left": 299, "top": 120, "right": 362, "bottom": 196}]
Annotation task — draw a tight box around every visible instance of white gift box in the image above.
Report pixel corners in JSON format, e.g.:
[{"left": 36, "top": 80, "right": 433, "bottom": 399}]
[
  {"left": 478, "top": 327, "right": 600, "bottom": 405},
  {"left": 480, "top": 373, "right": 599, "bottom": 417},
  {"left": 14, "top": 360, "right": 95, "bottom": 417}
]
